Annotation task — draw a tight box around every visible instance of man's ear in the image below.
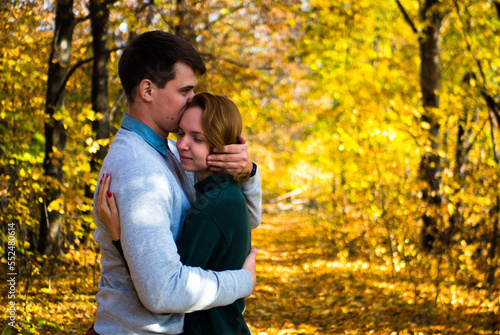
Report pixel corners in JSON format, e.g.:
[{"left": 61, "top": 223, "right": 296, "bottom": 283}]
[{"left": 138, "top": 79, "right": 154, "bottom": 102}]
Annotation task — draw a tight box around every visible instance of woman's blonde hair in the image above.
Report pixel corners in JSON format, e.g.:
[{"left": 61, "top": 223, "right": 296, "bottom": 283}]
[{"left": 189, "top": 93, "right": 249, "bottom": 183}]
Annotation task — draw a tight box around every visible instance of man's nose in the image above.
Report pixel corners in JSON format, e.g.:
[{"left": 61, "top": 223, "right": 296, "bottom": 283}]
[{"left": 186, "top": 90, "right": 195, "bottom": 103}]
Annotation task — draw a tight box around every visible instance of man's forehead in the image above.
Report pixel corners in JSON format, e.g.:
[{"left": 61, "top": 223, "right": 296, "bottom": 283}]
[{"left": 171, "top": 62, "right": 197, "bottom": 85}]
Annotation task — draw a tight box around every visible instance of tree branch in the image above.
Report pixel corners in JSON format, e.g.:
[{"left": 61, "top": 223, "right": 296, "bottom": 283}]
[
  {"left": 75, "top": 14, "right": 91, "bottom": 25},
  {"left": 395, "top": 0, "right": 419, "bottom": 34},
  {"left": 464, "top": 117, "right": 489, "bottom": 155},
  {"left": 205, "top": 4, "right": 245, "bottom": 29},
  {"left": 200, "top": 52, "right": 272, "bottom": 71},
  {"left": 451, "top": 0, "right": 500, "bottom": 127},
  {"left": 136, "top": 0, "right": 155, "bottom": 15},
  {"left": 200, "top": 52, "right": 250, "bottom": 68},
  {"left": 482, "top": 92, "right": 500, "bottom": 129},
  {"left": 103, "top": 0, "right": 120, "bottom": 6},
  {"left": 453, "top": 0, "right": 486, "bottom": 83},
  {"left": 109, "top": 90, "right": 126, "bottom": 121},
  {"left": 54, "top": 46, "right": 124, "bottom": 104},
  {"left": 422, "top": 0, "right": 440, "bottom": 18}
]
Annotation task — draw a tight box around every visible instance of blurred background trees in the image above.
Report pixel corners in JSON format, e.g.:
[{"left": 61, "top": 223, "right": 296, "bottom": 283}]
[{"left": 1, "top": 0, "right": 499, "bottom": 306}]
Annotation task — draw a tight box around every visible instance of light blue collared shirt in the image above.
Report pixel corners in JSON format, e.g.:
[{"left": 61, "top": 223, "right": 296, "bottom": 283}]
[{"left": 120, "top": 113, "right": 169, "bottom": 157}]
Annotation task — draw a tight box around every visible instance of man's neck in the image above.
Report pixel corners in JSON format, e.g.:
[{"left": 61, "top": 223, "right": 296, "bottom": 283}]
[{"left": 127, "top": 108, "right": 169, "bottom": 141}]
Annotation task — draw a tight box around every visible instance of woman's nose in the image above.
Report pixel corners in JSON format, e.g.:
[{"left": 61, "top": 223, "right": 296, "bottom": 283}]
[{"left": 177, "top": 137, "right": 188, "bottom": 150}]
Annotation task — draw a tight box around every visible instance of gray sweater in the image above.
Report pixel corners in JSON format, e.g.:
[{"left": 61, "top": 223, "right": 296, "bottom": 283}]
[{"left": 92, "top": 114, "right": 262, "bottom": 334}]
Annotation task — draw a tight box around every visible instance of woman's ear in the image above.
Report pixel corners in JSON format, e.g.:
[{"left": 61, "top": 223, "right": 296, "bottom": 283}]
[{"left": 138, "top": 79, "right": 153, "bottom": 102}]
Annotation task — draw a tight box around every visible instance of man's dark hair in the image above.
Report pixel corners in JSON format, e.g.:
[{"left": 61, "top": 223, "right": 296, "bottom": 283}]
[{"left": 118, "top": 30, "right": 206, "bottom": 103}]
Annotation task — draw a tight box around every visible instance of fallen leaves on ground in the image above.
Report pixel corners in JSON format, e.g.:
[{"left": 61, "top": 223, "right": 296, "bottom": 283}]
[
  {"left": 244, "top": 212, "right": 499, "bottom": 335},
  {"left": 1, "top": 212, "right": 499, "bottom": 334}
]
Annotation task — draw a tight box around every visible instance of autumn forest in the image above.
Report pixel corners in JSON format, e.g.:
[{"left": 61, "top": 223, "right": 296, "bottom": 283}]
[{"left": 1, "top": 0, "right": 500, "bottom": 334}]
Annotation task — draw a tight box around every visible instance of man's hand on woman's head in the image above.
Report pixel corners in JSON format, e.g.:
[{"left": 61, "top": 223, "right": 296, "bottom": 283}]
[
  {"left": 97, "top": 174, "right": 121, "bottom": 241},
  {"left": 206, "top": 135, "right": 253, "bottom": 175}
]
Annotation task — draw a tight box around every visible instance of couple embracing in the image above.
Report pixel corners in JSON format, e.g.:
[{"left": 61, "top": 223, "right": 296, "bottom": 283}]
[{"left": 89, "top": 30, "right": 262, "bottom": 335}]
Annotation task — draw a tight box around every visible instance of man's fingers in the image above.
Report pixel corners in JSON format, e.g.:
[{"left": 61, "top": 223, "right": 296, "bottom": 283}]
[
  {"left": 208, "top": 161, "right": 245, "bottom": 174},
  {"left": 207, "top": 139, "right": 250, "bottom": 174},
  {"left": 212, "top": 136, "right": 248, "bottom": 153},
  {"left": 209, "top": 153, "right": 234, "bottom": 162},
  {"left": 213, "top": 143, "right": 247, "bottom": 154}
]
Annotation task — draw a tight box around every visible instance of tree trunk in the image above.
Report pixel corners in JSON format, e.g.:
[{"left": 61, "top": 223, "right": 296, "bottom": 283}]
[
  {"left": 38, "top": 0, "right": 76, "bottom": 255},
  {"left": 174, "top": 0, "right": 196, "bottom": 43},
  {"left": 447, "top": 73, "right": 475, "bottom": 245},
  {"left": 486, "top": 105, "right": 500, "bottom": 300},
  {"left": 88, "top": 0, "right": 111, "bottom": 183},
  {"left": 488, "top": 196, "right": 499, "bottom": 300},
  {"left": 418, "top": 0, "right": 443, "bottom": 252}
]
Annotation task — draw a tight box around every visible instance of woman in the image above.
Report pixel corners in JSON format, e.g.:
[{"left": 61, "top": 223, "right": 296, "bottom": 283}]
[{"left": 97, "top": 93, "right": 253, "bottom": 335}]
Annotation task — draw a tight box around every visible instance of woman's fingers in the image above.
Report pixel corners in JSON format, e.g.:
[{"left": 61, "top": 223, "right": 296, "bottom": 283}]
[
  {"left": 106, "top": 178, "right": 117, "bottom": 216},
  {"left": 97, "top": 174, "right": 111, "bottom": 218}
]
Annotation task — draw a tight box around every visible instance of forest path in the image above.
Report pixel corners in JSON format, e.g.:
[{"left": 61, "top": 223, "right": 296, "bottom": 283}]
[
  {"left": 244, "top": 212, "right": 499, "bottom": 335},
  {"left": 0, "top": 212, "right": 498, "bottom": 334}
]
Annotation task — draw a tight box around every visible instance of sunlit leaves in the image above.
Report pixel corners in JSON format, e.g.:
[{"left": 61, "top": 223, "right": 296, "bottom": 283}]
[{"left": 1, "top": 1, "right": 499, "bottom": 332}]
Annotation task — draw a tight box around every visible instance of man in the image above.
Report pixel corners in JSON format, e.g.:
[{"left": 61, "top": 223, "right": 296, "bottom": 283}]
[{"left": 91, "top": 30, "right": 261, "bottom": 335}]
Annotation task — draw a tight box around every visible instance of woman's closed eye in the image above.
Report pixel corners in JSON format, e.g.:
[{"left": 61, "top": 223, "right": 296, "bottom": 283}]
[{"left": 193, "top": 137, "right": 204, "bottom": 143}]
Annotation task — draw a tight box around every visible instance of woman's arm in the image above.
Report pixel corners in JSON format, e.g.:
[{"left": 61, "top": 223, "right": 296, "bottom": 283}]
[
  {"left": 97, "top": 174, "right": 121, "bottom": 241},
  {"left": 97, "top": 174, "right": 130, "bottom": 274}
]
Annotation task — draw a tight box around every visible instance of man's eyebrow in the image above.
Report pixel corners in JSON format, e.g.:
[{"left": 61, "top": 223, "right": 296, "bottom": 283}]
[{"left": 179, "top": 85, "right": 195, "bottom": 91}]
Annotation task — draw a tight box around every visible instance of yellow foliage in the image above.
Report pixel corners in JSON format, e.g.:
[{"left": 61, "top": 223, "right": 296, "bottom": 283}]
[{"left": 1, "top": 0, "right": 500, "bottom": 333}]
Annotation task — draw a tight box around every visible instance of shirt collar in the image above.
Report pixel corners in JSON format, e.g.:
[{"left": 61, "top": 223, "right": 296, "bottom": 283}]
[{"left": 120, "top": 113, "right": 169, "bottom": 157}]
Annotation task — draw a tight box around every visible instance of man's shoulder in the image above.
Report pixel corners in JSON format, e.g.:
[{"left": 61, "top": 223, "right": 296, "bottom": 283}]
[
  {"left": 105, "top": 129, "right": 163, "bottom": 164},
  {"left": 110, "top": 128, "right": 157, "bottom": 153}
]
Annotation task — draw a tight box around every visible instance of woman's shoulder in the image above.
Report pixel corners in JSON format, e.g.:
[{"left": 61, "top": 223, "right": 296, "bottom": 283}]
[{"left": 212, "top": 181, "right": 245, "bottom": 204}]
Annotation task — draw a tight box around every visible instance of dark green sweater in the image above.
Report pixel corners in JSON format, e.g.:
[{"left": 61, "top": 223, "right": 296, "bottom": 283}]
[{"left": 177, "top": 173, "right": 251, "bottom": 335}]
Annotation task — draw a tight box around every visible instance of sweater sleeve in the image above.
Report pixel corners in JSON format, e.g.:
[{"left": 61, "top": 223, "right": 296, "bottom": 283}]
[
  {"left": 111, "top": 239, "right": 129, "bottom": 274},
  {"left": 113, "top": 159, "right": 253, "bottom": 314},
  {"left": 240, "top": 169, "right": 262, "bottom": 229}
]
